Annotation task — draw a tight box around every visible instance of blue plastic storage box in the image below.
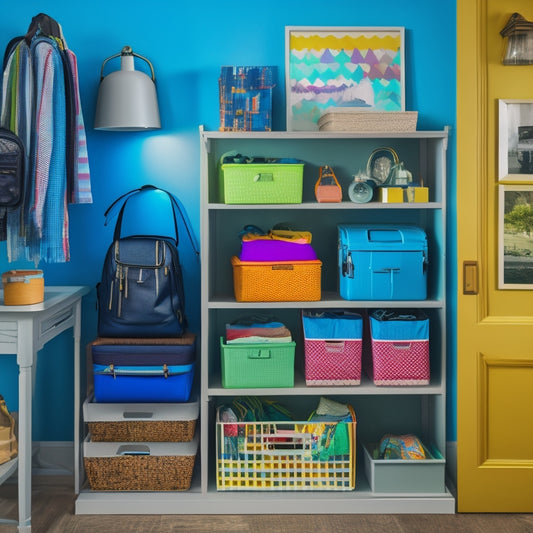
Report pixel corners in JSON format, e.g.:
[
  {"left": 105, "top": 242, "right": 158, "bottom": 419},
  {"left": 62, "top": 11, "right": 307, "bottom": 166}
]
[
  {"left": 338, "top": 225, "right": 428, "bottom": 301},
  {"left": 90, "top": 335, "right": 196, "bottom": 403}
]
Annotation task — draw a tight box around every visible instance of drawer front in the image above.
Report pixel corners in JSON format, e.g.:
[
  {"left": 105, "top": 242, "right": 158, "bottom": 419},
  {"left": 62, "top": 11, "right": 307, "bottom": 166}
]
[{"left": 0, "top": 321, "right": 17, "bottom": 352}]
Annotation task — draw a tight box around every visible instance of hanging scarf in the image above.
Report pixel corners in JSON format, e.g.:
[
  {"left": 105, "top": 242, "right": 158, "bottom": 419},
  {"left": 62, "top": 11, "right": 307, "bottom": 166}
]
[
  {"left": 31, "top": 37, "right": 68, "bottom": 263},
  {"left": 1, "top": 39, "right": 32, "bottom": 262},
  {"left": 65, "top": 49, "right": 92, "bottom": 204},
  {"left": 0, "top": 14, "right": 92, "bottom": 263}
]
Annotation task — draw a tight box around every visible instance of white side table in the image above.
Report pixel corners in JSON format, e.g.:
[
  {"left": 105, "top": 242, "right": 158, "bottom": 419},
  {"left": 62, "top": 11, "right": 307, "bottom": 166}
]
[{"left": 0, "top": 286, "right": 89, "bottom": 532}]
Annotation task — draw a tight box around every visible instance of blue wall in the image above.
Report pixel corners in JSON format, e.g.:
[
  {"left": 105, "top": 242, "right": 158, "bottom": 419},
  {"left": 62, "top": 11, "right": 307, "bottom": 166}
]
[{"left": 0, "top": 1, "right": 457, "bottom": 441}]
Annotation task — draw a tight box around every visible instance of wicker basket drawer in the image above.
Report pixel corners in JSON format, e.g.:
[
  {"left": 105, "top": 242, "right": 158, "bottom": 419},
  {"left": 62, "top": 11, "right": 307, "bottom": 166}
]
[
  {"left": 83, "top": 397, "right": 199, "bottom": 442},
  {"left": 83, "top": 435, "right": 198, "bottom": 491}
]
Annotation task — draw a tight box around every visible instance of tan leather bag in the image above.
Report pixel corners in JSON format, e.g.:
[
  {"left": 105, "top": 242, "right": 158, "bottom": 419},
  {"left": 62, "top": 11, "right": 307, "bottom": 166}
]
[{"left": 0, "top": 394, "right": 17, "bottom": 465}]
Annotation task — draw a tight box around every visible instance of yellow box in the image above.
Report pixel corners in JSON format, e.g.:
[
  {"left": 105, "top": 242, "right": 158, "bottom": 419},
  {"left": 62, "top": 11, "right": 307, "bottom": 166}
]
[
  {"left": 406, "top": 187, "right": 429, "bottom": 203},
  {"left": 2, "top": 270, "right": 44, "bottom": 305},
  {"left": 231, "top": 256, "right": 321, "bottom": 302},
  {"left": 379, "top": 187, "right": 404, "bottom": 203}
]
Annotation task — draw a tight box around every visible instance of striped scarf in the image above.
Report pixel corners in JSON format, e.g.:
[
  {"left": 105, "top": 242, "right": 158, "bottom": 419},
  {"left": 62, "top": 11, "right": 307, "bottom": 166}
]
[{"left": 0, "top": 27, "right": 92, "bottom": 263}]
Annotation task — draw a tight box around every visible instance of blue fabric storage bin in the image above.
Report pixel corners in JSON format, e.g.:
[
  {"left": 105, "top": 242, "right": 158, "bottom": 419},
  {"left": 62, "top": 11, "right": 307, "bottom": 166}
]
[
  {"left": 365, "top": 309, "right": 430, "bottom": 386},
  {"left": 338, "top": 225, "right": 428, "bottom": 301},
  {"left": 90, "top": 335, "right": 196, "bottom": 403},
  {"left": 302, "top": 311, "right": 363, "bottom": 339},
  {"left": 369, "top": 309, "right": 429, "bottom": 340}
]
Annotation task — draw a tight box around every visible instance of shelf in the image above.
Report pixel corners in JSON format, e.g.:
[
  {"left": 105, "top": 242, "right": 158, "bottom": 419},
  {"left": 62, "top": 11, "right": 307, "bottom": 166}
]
[
  {"left": 207, "top": 293, "right": 444, "bottom": 309},
  {"left": 201, "top": 128, "right": 449, "bottom": 143},
  {"left": 199, "top": 127, "right": 451, "bottom": 514},
  {"left": 207, "top": 201, "right": 443, "bottom": 210},
  {"left": 75, "top": 490, "right": 455, "bottom": 515},
  {"left": 208, "top": 372, "right": 445, "bottom": 396},
  {"left": 76, "top": 488, "right": 455, "bottom": 515}
]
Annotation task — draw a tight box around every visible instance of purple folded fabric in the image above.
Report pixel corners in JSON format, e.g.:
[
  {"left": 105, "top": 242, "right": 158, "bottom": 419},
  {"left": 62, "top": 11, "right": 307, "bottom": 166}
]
[{"left": 240, "top": 240, "right": 317, "bottom": 261}]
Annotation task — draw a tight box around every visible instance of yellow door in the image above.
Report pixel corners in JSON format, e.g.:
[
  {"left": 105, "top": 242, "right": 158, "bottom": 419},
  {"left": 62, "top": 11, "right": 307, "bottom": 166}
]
[{"left": 457, "top": 0, "right": 533, "bottom": 512}]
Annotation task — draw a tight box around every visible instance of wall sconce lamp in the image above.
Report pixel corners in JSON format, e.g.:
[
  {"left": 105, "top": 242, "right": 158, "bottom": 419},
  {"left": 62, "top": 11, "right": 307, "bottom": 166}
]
[
  {"left": 94, "top": 46, "right": 161, "bottom": 131},
  {"left": 500, "top": 12, "right": 533, "bottom": 65}
]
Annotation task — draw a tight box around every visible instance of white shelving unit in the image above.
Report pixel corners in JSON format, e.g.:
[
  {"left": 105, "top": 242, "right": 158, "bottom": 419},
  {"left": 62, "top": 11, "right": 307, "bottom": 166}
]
[{"left": 75, "top": 126, "right": 454, "bottom": 515}]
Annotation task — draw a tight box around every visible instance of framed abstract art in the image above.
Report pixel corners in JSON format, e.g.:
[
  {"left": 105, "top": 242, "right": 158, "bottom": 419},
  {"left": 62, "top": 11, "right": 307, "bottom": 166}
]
[{"left": 285, "top": 26, "right": 405, "bottom": 131}]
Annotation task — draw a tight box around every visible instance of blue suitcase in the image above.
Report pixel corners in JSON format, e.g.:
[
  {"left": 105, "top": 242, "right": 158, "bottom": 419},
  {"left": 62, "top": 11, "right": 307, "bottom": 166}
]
[
  {"left": 338, "top": 225, "right": 428, "bottom": 301},
  {"left": 90, "top": 334, "right": 196, "bottom": 403}
]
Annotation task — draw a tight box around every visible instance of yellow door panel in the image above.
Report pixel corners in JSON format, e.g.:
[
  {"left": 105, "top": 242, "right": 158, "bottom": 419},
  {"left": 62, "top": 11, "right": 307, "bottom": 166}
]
[
  {"left": 482, "top": 355, "right": 533, "bottom": 461},
  {"left": 458, "top": 0, "right": 533, "bottom": 512}
]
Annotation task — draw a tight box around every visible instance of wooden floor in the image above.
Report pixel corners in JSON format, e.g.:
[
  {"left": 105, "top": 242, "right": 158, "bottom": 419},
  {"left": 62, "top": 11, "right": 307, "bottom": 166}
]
[{"left": 0, "top": 476, "right": 532, "bottom": 533}]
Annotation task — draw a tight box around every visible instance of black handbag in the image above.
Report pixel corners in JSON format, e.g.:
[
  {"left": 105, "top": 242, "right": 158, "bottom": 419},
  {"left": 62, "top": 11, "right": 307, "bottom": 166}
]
[
  {"left": 97, "top": 185, "right": 199, "bottom": 338},
  {"left": 0, "top": 127, "right": 24, "bottom": 209}
]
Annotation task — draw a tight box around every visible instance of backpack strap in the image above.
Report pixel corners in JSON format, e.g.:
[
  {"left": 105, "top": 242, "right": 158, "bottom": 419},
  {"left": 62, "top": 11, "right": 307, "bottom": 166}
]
[{"left": 104, "top": 185, "right": 199, "bottom": 258}]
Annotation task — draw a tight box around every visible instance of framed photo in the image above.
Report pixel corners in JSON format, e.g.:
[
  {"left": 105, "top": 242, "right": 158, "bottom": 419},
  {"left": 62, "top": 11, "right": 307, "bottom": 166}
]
[
  {"left": 285, "top": 26, "right": 405, "bottom": 131},
  {"left": 498, "top": 99, "right": 533, "bottom": 180},
  {"left": 498, "top": 184, "right": 533, "bottom": 289}
]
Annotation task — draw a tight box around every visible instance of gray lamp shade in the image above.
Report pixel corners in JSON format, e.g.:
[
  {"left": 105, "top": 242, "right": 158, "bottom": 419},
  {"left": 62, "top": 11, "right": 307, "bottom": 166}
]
[{"left": 94, "top": 47, "right": 161, "bottom": 131}]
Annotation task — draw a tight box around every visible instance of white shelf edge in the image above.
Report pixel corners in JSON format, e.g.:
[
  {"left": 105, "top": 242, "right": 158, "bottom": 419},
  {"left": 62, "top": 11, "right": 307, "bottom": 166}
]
[
  {"left": 207, "top": 295, "right": 444, "bottom": 309},
  {"left": 207, "top": 202, "right": 443, "bottom": 210},
  {"left": 207, "top": 385, "right": 445, "bottom": 397},
  {"left": 207, "top": 373, "right": 445, "bottom": 396},
  {"left": 201, "top": 129, "right": 449, "bottom": 141}
]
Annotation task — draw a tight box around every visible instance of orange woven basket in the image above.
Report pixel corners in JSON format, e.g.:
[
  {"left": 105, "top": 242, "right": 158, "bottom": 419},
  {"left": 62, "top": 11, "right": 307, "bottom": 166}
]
[
  {"left": 2, "top": 270, "right": 44, "bottom": 305},
  {"left": 231, "top": 256, "right": 321, "bottom": 302}
]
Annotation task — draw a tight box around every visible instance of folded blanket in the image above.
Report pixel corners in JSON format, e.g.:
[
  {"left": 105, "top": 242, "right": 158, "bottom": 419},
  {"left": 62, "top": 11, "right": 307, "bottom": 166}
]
[{"left": 226, "top": 319, "right": 292, "bottom": 343}]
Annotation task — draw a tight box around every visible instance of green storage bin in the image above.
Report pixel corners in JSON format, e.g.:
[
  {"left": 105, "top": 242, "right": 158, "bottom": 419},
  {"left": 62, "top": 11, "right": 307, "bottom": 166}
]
[
  {"left": 363, "top": 442, "right": 445, "bottom": 493},
  {"left": 219, "top": 163, "right": 304, "bottom": 204},
  {"left": 220, "top": 337, "right": 295, "bottom": 388}
]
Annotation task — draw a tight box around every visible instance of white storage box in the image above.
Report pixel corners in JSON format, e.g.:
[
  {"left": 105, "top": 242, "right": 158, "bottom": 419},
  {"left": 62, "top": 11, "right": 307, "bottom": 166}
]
[{"left": 83, "top": 396, "right": 199, "bottom": 442}]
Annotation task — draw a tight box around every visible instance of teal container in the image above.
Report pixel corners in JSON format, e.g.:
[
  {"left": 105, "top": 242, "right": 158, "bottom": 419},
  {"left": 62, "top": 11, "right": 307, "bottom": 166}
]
[{"left": 363, "top": 442, "right": 445, "bottom": 493}]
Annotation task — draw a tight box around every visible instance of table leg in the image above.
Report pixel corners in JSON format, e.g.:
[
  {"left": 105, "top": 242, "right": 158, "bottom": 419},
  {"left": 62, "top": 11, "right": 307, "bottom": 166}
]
[
  {"left": 73, "top": 299, "right": 81, "bottom": 494},
  {"left": 17, "top": 363, "right": 32, "bottom": 532}
]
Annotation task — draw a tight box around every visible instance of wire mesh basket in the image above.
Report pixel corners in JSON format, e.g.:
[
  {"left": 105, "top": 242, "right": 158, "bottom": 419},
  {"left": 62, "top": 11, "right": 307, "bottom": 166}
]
[{"left": 216, "top": 408, "right": 356, "bottom": 491}]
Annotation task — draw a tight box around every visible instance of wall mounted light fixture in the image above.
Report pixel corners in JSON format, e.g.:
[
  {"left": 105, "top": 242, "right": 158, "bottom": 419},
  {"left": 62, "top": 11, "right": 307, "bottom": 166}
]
[
  {"left": 500, "top": 12, "right": 533, "bottom": 65},
  {"left": 94, "top": 46, "right": 161, "bottom": 131}
]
